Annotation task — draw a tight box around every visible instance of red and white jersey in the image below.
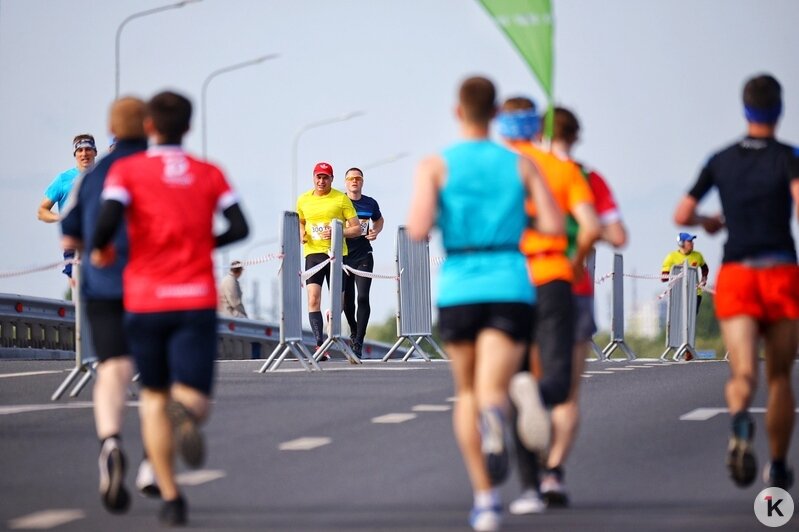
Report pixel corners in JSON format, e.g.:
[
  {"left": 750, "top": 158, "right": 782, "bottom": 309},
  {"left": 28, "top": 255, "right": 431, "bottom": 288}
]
[
  {"left": 103, "top": 146, "right": 238, "bottom": 312},
  {"left": 573, "top": 166, "right": 622, "bottom": 297}
]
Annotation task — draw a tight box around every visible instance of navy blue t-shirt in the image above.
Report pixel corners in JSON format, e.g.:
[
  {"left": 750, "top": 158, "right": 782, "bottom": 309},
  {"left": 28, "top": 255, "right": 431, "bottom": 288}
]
[
  {"left": 689, "top": 136, "right": 799, "bottom": 263},
  {"left": 345, "top": 194, "right": 382, "bottom": 259}
]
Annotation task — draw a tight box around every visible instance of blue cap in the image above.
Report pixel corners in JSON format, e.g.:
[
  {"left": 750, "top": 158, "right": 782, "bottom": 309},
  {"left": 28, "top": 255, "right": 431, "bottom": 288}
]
[{"left": 678, "top": 232, "right": 696, "bottom": 243}]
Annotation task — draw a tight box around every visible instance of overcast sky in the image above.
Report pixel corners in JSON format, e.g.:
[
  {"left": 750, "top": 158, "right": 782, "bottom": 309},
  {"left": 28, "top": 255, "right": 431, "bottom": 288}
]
[{"left": 1, "top": 0, "right": 798, "bottom": 332}]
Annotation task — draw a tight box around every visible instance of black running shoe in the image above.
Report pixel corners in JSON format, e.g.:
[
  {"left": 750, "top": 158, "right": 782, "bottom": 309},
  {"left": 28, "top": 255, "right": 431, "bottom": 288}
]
[
  {"left": 352, "top": 341, "right": 363, "bottom": 359},
  {"left": 167, "top": 401, "right": 205, "bottom": 469},
  {"left": 541, "top": 467, "right": 569, "bottom": 507},
  {"left": 727, "top": 414, "right": 756, "bottom": 487},
  {"left": 764, "top": 462, "right": 795, "bottom": 490},
  {"left": 98, "top": 437, "right": 131, "bottom": 514},
  {"left": 159, "top": 495, "right": 187, "bottom": 526},
  {"left": 479, "top": 408, "right": 509, "bottom": 485}
]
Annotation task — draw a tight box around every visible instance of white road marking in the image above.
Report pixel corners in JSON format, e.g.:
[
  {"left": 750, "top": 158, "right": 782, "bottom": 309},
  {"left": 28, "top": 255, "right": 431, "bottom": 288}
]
[
  {"left": 176, "top": 469, "right": 226, "bottom": 486},
  {"left": 8, "top": 509, "right": 85, "bottom": 529},
  {"left": 0, "top": 370, "right": 64, "bottom": 379},
  {"left": 372, "top": 413, "right": 417, "bottom": 424},
  {"left": 605, "top": 367, "right": 636, "bottom": 371},
  {"left": 412, "top": 404, "right": 451, "bottom": 412},
  {"left": 626, "top": 365, "right": 656, "bottom": 368},
  {"left": 584, "top": 371, "right": 614, "bottom": 375},
  {"left": 446, "top": 396, "right": 458, "bottom": 402},
  {"left": 279, "top": 437, "right": 332, "bottom": 450},
  {"left": 680, "top": 407, "right": 799, "bottom": 421},
  {"left": 0, "top": 401, "right": 139, "bottom": 416},
  {"left": 581, "top": 374, "right": 593, "bottom": 378}
]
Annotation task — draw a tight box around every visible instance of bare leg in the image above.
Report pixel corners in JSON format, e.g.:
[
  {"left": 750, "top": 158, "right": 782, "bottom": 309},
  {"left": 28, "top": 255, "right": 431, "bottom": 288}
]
[
  {"left": 94, "top": 357, "right": 134, "bottom": 439},
  {"left": 721, "top": 316, "right": 760, "bottom": 414},
  {"left": 762, "top": 319, "right": 798, "bottom": 461},
  {"left": 547, "top": 341, "right": 588, "bottom": 469},
  {"left": 474, "top": 329, "right": 526, "bottom": 410},
  {"left": 171, "top": 383, "right": 210, "bottom": 423},
  {"left": 139, "top": 389, "right": 179, "bottom": 501}
]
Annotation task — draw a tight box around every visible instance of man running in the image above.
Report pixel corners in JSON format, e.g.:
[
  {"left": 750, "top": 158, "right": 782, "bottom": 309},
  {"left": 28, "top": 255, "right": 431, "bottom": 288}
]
[
  {"left": 497, "top": 97, "right": 600, "bottom": 513},
  {"left": 407, "top": 76, "right": 562, "bottom": 531},
  {"left": 296, "top": 162, "right": 361, "bottom": 357},
  {"left": 91, "top": 91, "right": 249, "bottom": 525},
  {"left": 674, "top": 73, "right": 799, "bottom": 490},
  {"left": 61, "top": 98, "right": 156, "bottom": 513},
  {"left": 522, "top": 106, "right": 628, "bottom": 510},
  {"left": 342, "top": 167, "right": 384, "bottom": 358},
  {"left": 39, "top": 133, "right": 97, "bottom": 279}
]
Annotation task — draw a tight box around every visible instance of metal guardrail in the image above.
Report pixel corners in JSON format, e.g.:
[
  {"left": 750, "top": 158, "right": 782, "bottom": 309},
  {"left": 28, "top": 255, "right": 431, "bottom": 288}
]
[{"left": 0, "top": 293, "right": 404, "bottom": 362}]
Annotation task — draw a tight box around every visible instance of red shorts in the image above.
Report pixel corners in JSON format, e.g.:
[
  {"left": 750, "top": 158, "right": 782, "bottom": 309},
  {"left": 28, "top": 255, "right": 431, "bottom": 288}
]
[{"left": 715, "top": 263, "right": 799, "bottom": 322}]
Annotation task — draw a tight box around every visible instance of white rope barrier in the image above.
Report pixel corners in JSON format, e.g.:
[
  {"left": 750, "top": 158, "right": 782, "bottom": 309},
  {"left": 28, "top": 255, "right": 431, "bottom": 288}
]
[{"left": 342, "top": 264, "right": 399, "bottom": 280}]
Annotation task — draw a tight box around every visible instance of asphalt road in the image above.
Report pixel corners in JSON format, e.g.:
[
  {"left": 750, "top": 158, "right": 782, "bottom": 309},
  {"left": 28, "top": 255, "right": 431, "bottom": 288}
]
[{"left": 0, "top": 357, "right": 797, "bottom": 531}]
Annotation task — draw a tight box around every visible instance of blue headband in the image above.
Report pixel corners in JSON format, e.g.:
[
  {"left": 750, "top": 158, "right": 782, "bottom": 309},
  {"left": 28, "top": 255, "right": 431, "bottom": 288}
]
[
  {"left": 497, "top": 109, "right": 540, "bottom": 140},
  {"left": 744, "top": 103, "right": 782, "bottom": 124}
]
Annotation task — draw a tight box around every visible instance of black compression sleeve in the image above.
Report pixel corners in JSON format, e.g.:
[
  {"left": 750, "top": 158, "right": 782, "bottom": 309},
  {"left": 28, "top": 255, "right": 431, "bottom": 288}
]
[
  {"left": 215, "top": 203, "right": 249, "bottom": 248},
  {"left": 91, "top": 200, "right": 125, "bottom": 251}
]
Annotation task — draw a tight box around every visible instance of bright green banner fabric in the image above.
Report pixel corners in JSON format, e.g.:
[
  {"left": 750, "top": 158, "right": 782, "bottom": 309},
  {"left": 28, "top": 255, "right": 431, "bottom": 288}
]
[{"left": 478, "top": 0, "right": 554, "bottom": 100}]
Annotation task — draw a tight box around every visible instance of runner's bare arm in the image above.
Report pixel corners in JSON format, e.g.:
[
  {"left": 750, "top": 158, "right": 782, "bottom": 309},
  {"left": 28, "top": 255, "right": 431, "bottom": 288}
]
[
  {"left": 343, "top": 217, "right": 362, "bottom": 238},
  {"left": 601, "top": 220, "right": 627, "bottom": 248},
  {"left": 570, "top": 202, "right": 601, "bottom": 278},
  {"left": 673, "top": 195, "right": 724, "bottom": 234},
  {"left": 299, "top": 219, "right": 307, "bottom": 243},
  {"left": 520, "top": 157, "right": 564, "bottom": 236},
  {"left": 791, "top": 179, "right": 799, "bottom": 222},
  {"left": 37, "top": 198, "right": 58, "bottom": 223},
  {"left": 406, "top": 155, "right": 444, "bottom": 241}
]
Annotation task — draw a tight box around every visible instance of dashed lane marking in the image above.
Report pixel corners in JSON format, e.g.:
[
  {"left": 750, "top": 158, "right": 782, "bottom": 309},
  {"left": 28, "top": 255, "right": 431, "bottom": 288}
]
[
  {"left": 582, "top": 374, "right": 593, "bottom": 378},
  {"left": 8, "top": 509, "right": 85, "bottom": 530},
  {"left": 176, "top": 469, "right": 226, "bottom": 486},
  {"left": 605, "top": 367, "right": 636, "bottom": 371},
  {"left": 0, "top": 401, "right": 139, "bottom": 416},
  {"left": 584, "top": 371, "right": 614, "bottom": 375},
  {"left": 680, "top": 407, "right": 799, "bottom": 421},
  {"left": 372, "top": 413, "right": 417, "bottom": 424},
  {"left": 279, "top": 437, "right": 332, "bottom": 450},
  {"left": 412, "top": 404, "right": 451, "bottom": 412}
]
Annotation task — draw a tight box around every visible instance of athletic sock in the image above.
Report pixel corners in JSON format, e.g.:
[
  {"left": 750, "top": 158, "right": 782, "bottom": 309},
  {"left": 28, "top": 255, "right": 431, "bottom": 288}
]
[
  {"left": 731, "top": 411, "right": 753, "bottom": 439},
  {"left": 100, "top": 434, "right": 121, "bottom": 447},
  {"left": 309, "top": 311, "right": 324, "bottom": 345},
  {"left": 474, "top": 488, "right": 500, "bottom": 509}
]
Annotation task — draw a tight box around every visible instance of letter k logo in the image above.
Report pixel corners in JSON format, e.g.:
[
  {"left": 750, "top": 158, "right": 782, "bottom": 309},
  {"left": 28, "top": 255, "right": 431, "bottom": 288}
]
[{"left": 766, "top": 495, "right": 784, "bottom": 518}]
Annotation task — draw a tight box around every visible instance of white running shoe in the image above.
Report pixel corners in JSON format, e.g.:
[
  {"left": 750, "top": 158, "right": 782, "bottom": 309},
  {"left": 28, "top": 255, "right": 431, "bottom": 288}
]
[
  {"left": 509, "top": 372, "right": 550, "bottom": 453},
  {"left": 469, "top": 505, "right": 501, "bottom": 532},
  {"left": 509, "top": 489, "right": 546, "bottom": 515},
  {"left": 135, "top": 458, "right": 160, "bottom": 498}
]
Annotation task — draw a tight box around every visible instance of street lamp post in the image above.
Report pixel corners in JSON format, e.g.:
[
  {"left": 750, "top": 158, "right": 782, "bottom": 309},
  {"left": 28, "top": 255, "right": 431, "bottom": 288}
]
[
  {"left": 362, "top": 151, "right": 410, "bottom": 171},
  {"left": 201, "top": 54, "right": 280, "bottom": 159},
  {"left": 114, "top": 0, "right": 202, "bottom": 99},
  {"left": 291, "top": 111, "right": 365, "bottom": 207}
]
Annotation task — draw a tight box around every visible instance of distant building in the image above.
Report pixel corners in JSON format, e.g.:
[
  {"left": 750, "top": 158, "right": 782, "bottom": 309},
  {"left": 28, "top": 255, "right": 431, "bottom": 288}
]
[{"left": 627, "top": 298, "right": 662, "bottom": 339}]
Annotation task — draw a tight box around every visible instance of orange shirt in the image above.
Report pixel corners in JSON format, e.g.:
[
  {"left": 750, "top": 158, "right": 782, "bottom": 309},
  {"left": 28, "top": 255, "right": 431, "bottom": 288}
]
[{"left": 509, "top": 140, "right": 594, "bottom": 286}]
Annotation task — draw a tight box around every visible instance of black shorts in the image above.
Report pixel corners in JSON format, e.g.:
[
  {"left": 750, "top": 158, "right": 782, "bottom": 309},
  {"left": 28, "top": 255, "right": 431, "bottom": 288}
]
[
  {"left": 125, "top": 309, "right": 217, "bottom": 396},
  {"left": 573, "top": 295, "right": 597, "bottom": 342},
  {"left": 305, "top": 253, "right": 330, "bottom": 287},
  {"left": 438, "top": 302, "right": 534, "bottom": 343},
  {"left": 85, "top": 298, "right": 129, "bottom": 361}
]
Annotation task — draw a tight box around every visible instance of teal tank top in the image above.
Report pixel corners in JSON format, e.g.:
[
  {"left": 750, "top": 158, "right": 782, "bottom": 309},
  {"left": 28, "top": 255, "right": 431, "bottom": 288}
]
[{"left": 436, "top": 140, "right": 535, "bottom": 307}]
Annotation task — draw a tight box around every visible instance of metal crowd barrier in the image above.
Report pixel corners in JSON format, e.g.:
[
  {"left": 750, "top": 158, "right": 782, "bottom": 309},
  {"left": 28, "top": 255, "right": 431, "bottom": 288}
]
[
  {"left": 383, "top": 226, "right": 447, "bottom": 362},
  {"left": 660, "top": 262, "right": 698, "bottom": 361},
  {"left": 601, "top": 253, "right": 636, "bottom": 361}
]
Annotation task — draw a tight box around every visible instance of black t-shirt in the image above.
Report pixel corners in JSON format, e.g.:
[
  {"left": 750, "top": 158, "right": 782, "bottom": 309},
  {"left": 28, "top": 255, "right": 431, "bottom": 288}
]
[
  {"left": 345, "top": 194, "right": 382, "bottom": 259},
  {"left": 689, "top": 136, "right": 799, "bottom": 263}
]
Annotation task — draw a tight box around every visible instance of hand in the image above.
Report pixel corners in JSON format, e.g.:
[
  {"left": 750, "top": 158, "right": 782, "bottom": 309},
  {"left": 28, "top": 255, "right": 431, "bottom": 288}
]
[
  {"left": 90, "top": 246, "right": 116, "bottom": 268},
  {"left": 701, "top": 214, "right": 724, "bottom": 234},
  {"left": 699, "top": 278, "right": 708, "bottom": 288},
  {"left": 321, "top": 226, "right": 332, "bottom": 240},
  {"left": 365, "top": 229, "right": 379, "bottom": 241}
]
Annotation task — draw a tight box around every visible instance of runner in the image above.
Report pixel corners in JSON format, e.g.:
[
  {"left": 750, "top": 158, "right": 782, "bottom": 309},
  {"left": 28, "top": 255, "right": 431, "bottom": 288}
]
[
  {"left": 342, "top": 167, "right": 384, "bottom": 358},
  {"left": 407, "top": 76, "right": 563, "bottom": 531},
  {"left": 91, "top": 91, "right": 249, "bottom": 525},
  {"left": 673, "top": 74, "right": 799, "bottom": 490},
  {"left": 522, "top": 106, "right": 628, "bottom": 510},
  {"left": 296, "top": 162, "right": 361, "bottom": 358},
  {"left": 38, "top": 133, "right": 97, "bottom": 280},
  {"left": 60, "top": 97, "right": 156, "bottom": 513},
  {"left": 497, "top": 97, "right": 600, "bottom": 513}
]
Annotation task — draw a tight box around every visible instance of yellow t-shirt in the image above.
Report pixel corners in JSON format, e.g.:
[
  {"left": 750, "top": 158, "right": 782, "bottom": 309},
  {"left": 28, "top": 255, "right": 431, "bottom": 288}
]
[
  {"left": 510, "top": 141, "right": 595, "bottom": 286},
  {"left": 661, "top": 250, "right": 706, "bottom": 295},
  {"left": 296, "top": 188, "right": 357, "bottom": 257}
]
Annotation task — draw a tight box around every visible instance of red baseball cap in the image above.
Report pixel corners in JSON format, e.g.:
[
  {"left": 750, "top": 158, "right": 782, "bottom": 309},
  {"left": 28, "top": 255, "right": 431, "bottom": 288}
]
[{"left": 313, "top": 162, "right": 333, "bottom": 176}]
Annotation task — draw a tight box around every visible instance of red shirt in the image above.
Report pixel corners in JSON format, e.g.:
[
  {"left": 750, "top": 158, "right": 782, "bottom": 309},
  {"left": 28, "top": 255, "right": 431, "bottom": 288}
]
[
  {"left": 103, "top": 146, "right": 237, "bottom": 312},
  {"left": 573, "top": 166, "right": 622, "bottom": 296}
]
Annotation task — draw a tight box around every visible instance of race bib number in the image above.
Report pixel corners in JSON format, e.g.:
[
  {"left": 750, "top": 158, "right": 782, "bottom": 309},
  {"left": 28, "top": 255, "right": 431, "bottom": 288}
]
[
  {"left": 359, "top": 219, "right": 370, "bottom": 236},
  {"left": 310, "top": 223, "right": 329, "bottom": 240}
]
